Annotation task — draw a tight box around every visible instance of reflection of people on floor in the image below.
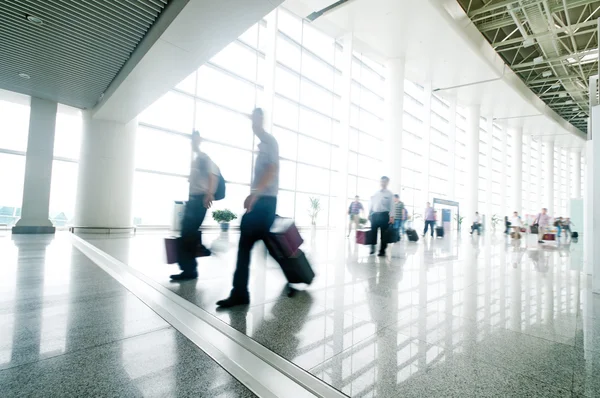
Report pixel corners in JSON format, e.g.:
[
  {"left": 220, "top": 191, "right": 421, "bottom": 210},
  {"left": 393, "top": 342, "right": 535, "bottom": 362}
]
[{"left": 221, "top": 289, "right": 314, "bottom": 363}]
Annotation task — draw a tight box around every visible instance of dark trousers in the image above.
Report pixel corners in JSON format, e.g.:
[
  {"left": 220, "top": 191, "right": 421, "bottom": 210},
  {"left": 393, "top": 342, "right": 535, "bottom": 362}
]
[
  {"left": 423, "top": 220, "right": 435, "bottom": 236},
  {"left": 177, "top": 195, "right": 207, "bottom": 274},
  {"left": 232, "top": 196, "right": 277, "bottom": 298},
  {"left": 371, "top": 212, "right": 390, "bottom": 253}
]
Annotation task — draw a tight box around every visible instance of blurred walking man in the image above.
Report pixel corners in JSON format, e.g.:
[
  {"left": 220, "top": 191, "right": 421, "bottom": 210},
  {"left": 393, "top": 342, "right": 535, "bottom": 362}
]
[
  {"left": 170, "top": 130, "right": 218, "bottom": 281},
  {"left": 369, "top": 176, "right": 394, "bottom": 256},
  {"left": 217, "top": 108, "right": 279, "bottom": 308}
]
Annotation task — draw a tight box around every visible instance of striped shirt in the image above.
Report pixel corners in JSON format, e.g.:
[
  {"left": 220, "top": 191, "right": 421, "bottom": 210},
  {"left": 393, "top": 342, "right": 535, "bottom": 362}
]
[
  {"left": 394, "top": 201, "right": 405, "bottom": 220},
  {"left": 349, "top": 201, "right": 363, "bottom": 215}
]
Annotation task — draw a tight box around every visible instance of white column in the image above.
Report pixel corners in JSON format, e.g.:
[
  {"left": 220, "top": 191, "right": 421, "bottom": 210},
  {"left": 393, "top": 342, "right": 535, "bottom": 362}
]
[
  {"left": 523, "top": 134, "right": 531, "bottom": 215},
  {"left": 447, "top": 98, "right": 457, "bottom": 199},
  {"left": 564, "top": 148, "right": 570, "bottom": 213},
  {"left": 500, "top": 124, "right": 508, "bottom": 217},
  {"left": 335, "top": 33, "right": 353, "bottom": 236},
  {"left": 572, "top": 150, "right": 581, "bottom": 198},
  {"left": 485, "top": 118, "right": 493, "bottom": 227},
  {"left": 385, "top": 57, "right": 405, "bottom": 195},
  {"left": 465, "top": 104, "right": 480, "bottom": 224},
  {"left": 422, "top": 83, "right": 432, "bottom": 202},
  {"left": 512, "top": 127, "right": 523, "bottom": 214},
  {"left": 584, "top": 142, "right": 594, "bottom": 276},
  {"left": 588, "top": 106, "right": 600, "bottom": 292},
  {"left": 544, "top": 140, "right": 555, "bottom": 215},
  {"left": 536, "top": 141, "right": 543, "bottom": 212},
  {"left": 74, "top": 112, "right": 137, "bottom": 231},
  {"left": 13, "top": 97, "right": 58, "bottom": 234}
]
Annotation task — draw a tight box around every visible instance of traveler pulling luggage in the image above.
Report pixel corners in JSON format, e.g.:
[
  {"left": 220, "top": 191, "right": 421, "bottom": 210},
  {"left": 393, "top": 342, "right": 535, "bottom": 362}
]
[{"left": 169, "top": 130, "right": 223, "bottom": 281}]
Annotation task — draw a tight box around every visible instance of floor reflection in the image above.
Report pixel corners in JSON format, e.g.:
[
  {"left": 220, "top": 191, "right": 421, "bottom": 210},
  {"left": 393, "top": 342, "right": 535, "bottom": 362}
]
[
  {"left": 19, "top": 229, "right": 599, "bottom": 397},
  {"left": 0, "top": 234, "right": 256, "bottom": 397}
]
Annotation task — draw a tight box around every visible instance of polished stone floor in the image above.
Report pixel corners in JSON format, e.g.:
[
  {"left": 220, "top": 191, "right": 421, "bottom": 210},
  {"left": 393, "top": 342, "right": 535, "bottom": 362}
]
[
  {"left": 0, "top": 234, "right": 255, "bottom": 397},
  {"left": 1, "top": 229, "right": 599, "bottom": 397}
]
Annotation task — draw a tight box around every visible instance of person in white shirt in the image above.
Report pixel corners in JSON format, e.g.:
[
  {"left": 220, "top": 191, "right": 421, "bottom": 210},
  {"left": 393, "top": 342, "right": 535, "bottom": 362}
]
[
  {"left": 171, "top": 130, "right": 219, "bottom": 281},
  {"left": 470, "top": 212, "right": 481, "bottom": 235},
  {"left": 369, "top": 176, "right": 394, "bottom": 256},
  {"left": 510, "top": 212, "right": 522, "bottom": 231}
]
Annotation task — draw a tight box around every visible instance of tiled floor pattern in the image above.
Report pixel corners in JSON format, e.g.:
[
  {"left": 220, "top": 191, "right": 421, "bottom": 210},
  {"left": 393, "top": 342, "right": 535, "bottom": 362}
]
[
  {"left": 0, "top": 234, "right": 256, "bottom": 397},
  {"left": 79, "top": 229, "right": 599, "bottom": 397}
]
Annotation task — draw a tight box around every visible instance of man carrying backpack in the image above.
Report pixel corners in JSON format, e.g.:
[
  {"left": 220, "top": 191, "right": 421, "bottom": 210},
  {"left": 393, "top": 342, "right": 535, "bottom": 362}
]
[{"left": 171, "top": 130, "right": 220, "bottom": 281}]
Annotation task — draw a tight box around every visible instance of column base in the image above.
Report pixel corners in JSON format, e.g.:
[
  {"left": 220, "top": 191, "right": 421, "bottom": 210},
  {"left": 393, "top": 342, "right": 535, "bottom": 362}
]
[
  {"left": 70, "top": 226, "right": 136, "bottom": 234},
  {"left": 12, "top": 226, "right": 56, "bottom": 234}
]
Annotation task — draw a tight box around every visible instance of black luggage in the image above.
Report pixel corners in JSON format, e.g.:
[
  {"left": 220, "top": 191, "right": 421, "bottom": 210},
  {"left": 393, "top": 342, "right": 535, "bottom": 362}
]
[
  {"left": 406, "top": 228, "right": 419, "bottom": 242},
  {"left": 571, "top": 231, "right": 578, "bottom": 238},
  {"left": 385, "top": 227, "right": 400, "bottom": 243},
  {"left": 277, "top": 249, "right": 315, "bottom": 285},
  {"left": 530, "top": 225, "right": 539, "bottom": 234},
  {"left": 435, "top": 226, "right": 444, "bottom": 238}
]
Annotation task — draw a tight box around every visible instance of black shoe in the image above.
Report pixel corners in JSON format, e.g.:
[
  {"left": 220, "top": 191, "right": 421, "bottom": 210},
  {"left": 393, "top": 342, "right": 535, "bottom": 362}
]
[
  {"left": 170, "top": 272, "right": 198, "bottom": 281},
  {"left": 216, "top": 295, "right": 250, "bottom": 308},
  {"left": 538, "top": 240, "right": 544, "bottom": 243},
  {"left": 370, "top": 249, "right": 375, "bottom": 255},
  {"left": 377, "top": 252, "right": 386, "bottom": 257}
]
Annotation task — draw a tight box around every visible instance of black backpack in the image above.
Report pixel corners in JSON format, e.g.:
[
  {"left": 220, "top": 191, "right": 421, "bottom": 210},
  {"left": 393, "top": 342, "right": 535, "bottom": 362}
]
[
  {"left": 214, "top": 168, "right": 226, "bottom": 200},
  {"left": 199, "top": 154, "right": 226, "bottom": 201}
]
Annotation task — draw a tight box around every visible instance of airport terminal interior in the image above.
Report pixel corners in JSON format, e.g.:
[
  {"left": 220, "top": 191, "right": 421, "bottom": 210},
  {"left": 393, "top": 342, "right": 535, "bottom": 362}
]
[{"left": 1, "top": 0, "right": 600, "bottom": 397}]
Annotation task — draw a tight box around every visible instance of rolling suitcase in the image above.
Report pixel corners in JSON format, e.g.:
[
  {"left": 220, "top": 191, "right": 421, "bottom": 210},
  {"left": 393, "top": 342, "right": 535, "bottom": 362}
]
[
  {"left": 543, "top": 233, "right": 555, "bottom": 241},
  {"left": 406, "top": 228, "right": 419, "bottom": 242},
  {"left": 356, "top": 229, "right": 374, "bottom": 245},
  {"left": 435, "top": 226, "right": 444, "bottom": 238},
  {"left": 571, "top": 231, "right": 578, "bottom": 238},
  {"left": 267, "top": 217, "right": 304, "bottom": 258},
  {"left": 164, "top": 236, "right": 210, "bottom": 264},
  {"left": 277, "top": 249, "right": 315, "bottom": 285},
  {"left": 384, "top": 227, "right": 399, "bottom": 243}
]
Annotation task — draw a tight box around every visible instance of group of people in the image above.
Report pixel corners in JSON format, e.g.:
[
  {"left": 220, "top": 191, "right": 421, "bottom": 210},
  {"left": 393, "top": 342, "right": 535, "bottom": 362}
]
[
  {"left": 175, "top": 106, "right": 578, "bottom": 310},
  {"left": 172, "top": 108, "right": 279, "bottom": 309}
]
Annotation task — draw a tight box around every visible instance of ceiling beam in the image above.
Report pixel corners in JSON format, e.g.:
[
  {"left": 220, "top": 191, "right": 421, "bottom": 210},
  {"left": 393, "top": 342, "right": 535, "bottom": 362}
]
[
  {"left": 492, "top": 19, "right": 598, "bottom": 48},
  {"left": 476, "top": 0, "right": 599, "bottom": 31}
]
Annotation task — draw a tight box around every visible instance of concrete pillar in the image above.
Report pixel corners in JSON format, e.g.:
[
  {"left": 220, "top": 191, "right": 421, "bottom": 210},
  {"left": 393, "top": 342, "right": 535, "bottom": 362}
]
[
  {"left": 564, "top": 148, "right": 571, "bottom": 213},
  {"left": 588, "top": 106, "right": 600, "bottom": 292},
  {"left": 536, "top": 140, "right": 543, "bottom": 211},
  {"left": 523, "top": 134, "right": 531, "bottom": 215},
  {"left": 73, "top": 112, "right": 137, "bottom": 231},
  {"left": 335, "top": 33, "right": 353, "bottom": 236},
  {"left": 572, "top": 150, "right": 581, "bottom": 198},
  {"left": 544, "top": 140, "right": 555, "bottom": 215},
  {"left": 422, "top": 83, "right": 432, "bottom": 202},
  {"left": 512, "top": 127, "right": 523, "bottom": 214},
  {"left": 12, "top": 97, "right": 58, "bottom": 234},
  {"left": 465, "top": 104, "right": 480, "bottom": 225},
  {"left": 447, "top": 98, "right": 457, "bottom": 199},
  {"left": 500, "top": 124, "right": 508, "bottom": 217},
  {"left": 485, "top": 118, "right": 493, "bottom": 227},
  {"left": 385, "top": 57, "right": 405, "bottom": 195}
]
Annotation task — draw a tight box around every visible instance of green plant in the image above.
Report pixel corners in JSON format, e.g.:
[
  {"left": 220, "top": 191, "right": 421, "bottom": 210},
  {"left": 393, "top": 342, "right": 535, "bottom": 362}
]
[
  {"left": 308, "top": 197, "right": 322, "bottom": 226},
  {"left": 454, "top": 214, "right": 464, "bottom": 225},
  {"left": 212, "top": 209, "right": 237, "bottom": 223},
  {"left": 490, "top": 214, "right": 502, "bottom": 230}
]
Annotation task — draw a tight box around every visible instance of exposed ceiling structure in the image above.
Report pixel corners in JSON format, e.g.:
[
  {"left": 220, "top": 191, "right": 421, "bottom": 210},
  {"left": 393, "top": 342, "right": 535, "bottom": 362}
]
[
  {"left": 456, "top": 0, "right": 600, "bottom": 134},
  {"left": 0, "top": 0, "right": 172, "bottom": 110}
]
